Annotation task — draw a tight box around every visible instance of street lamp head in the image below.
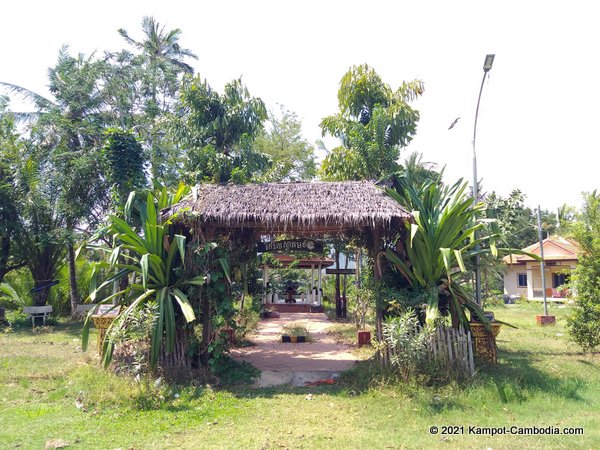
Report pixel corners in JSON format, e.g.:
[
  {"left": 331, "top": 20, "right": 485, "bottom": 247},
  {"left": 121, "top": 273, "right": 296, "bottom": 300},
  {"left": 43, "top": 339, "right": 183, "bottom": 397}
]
[{"left": 483, "top": 54, "right": 495, "bottom": 72}]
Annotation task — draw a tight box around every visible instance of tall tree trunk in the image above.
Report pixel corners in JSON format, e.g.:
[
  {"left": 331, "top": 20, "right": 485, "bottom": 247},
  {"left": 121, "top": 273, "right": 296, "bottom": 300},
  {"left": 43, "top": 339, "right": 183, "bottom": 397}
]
[
  {"left": 0, "top": 236, "right": 10, "bottom": 283},
  {"left": 370, "top": 227, "right": 387, "bottom": 365},
  {"left": 67, "top": 242, "right": 80, "bottom": 317}
]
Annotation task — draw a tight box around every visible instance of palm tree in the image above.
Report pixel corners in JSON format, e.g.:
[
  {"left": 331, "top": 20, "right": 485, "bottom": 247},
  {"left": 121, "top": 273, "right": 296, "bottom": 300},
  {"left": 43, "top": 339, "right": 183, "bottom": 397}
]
[
  {"left": 117, "top": 16, "right": 197, "bottom": 118},
  {"left": 118, "top": 16, "right": 198, "bottom": 74},
  {"left": 176, "top": 75, "right": 268, "bottom": 183},
  {"left": 1, "top": 47, "right": 109, "bottom": 313},
  {"left": 116, "top": 16, "right": 198, "bottom": 181}
]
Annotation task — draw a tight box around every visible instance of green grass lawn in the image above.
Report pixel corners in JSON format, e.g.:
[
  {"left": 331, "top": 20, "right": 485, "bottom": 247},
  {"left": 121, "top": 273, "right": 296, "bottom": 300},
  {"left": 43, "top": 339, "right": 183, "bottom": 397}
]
[{"left": 1, "top": 303, "right": 598, "bottom": 449}]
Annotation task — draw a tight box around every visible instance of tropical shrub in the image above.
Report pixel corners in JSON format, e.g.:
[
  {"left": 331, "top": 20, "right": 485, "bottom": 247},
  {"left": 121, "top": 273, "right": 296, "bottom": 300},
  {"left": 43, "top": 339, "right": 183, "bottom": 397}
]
[
  {"left": 385, "top": 174, "right": 528, "bottom": 329},
  {"left": 566, "top": 255, "right": 600, "bottom": 351},
  {"left": 235, "top": 304, "right": 260, "bottom": 342},
  {"left": 82, "top": 183, "right": 231, "bottom": 372},
  {"left": 0, "top": 281, "right": 25, "bottom": 324},
  {"left": 567, "top": 191, "right": 600, "bottom": 351},
  {"left": 0, "top": 282, "right": 25, "bottom": 311},
  {"left": 382, "top": 311, "right": 431, "bottom": 381},
  {"left": 282, "top": 322, "right": 309, "bottom": 337}
]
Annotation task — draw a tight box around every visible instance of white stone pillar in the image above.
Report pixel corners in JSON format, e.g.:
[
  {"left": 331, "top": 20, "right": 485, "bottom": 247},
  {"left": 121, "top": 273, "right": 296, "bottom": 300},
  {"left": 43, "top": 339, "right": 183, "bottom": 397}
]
[
  {"left": 262, "top": 264, "right": 267, "bottom": 304},
  {"left": 526, "top": 267, "right": 534, "bottom": 300},
  {"left": 317, "top": 264, "right": 322, "bottom": 305},
  {"left": 311, "top": 265, "right": 315, "bottom": 303}
]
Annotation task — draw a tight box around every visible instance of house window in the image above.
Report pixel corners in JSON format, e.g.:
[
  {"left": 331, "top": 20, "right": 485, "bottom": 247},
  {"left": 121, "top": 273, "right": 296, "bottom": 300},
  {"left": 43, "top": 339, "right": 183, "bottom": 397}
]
[
  {"left": 517, "top": 273, "right": 528, "bottom": 288},
  {"left": 553, "top": 273, "right": 569, "bottom": 288}
]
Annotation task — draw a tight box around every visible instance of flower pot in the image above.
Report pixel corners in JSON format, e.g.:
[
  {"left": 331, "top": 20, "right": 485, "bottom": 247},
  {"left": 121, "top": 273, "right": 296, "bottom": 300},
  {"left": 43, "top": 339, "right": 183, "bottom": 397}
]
[
  {"left": 357, "top": 330, "right": 371, "bottom": 347},
  {"left": 282, "top": 335, "right": 306, "bottom": 343},
  {"left": 536, "top": 315, "right": 556, "bottom": 326},
  {"left": 469, "top": 322, "right": 502, "bottom": 363}
]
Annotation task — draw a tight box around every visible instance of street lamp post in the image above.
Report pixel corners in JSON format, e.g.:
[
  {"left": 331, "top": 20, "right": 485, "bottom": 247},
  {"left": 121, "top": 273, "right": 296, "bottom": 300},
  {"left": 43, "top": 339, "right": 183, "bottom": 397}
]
[{"left": 473, "top": 54, "right": 495, "bottom": 306}]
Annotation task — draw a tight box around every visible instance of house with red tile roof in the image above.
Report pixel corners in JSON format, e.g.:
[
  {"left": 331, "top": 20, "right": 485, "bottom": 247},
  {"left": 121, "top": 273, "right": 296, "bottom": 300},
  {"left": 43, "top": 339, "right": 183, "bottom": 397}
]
[{"left": 503, "top": 235, "right": 582, "bottom": 300}]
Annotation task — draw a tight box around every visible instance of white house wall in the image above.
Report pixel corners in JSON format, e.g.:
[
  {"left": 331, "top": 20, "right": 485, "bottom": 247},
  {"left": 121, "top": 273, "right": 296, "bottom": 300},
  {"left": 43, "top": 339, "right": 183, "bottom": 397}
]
[
  {"left": 503, "top": 265, "right": 528, "bottom": 297},
  {"left": 504, "top": 260, "right": 577, "bottom": 299}
]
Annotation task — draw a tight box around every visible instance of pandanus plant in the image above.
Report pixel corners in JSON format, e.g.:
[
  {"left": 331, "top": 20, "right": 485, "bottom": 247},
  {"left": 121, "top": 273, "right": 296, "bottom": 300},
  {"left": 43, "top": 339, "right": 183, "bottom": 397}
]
[
  {"left": 385, "top": 174, "right": 530, "bottom": 329},
  {"left": 82, "top": 183, "right": 229, "bottom": 368}
]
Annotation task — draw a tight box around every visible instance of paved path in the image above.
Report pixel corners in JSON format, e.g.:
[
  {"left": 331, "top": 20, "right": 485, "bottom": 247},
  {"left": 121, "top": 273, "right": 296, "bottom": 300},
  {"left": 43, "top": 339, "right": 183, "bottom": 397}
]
[{"left": 230, "top": 313, "right": 358, "bottom": 386}]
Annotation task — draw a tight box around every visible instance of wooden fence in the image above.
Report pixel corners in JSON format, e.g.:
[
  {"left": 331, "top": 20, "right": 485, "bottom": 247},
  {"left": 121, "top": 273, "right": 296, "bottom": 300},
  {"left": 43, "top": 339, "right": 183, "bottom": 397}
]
[{"left": 430, "top": 324, "right": 475, "bottom": 376}]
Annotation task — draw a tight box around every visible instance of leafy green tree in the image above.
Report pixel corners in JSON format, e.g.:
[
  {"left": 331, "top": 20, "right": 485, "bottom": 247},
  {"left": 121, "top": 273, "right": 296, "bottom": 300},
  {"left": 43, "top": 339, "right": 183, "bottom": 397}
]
[
  {"left": 320, "top": 64, "right": 423, "bottom": 181},
  {"left": 485, "top": 190, "right": 557, "bottom": 250},
  {"left": 113, "top": 16, "right": 198, "bottom": 182},
  {"left": 254, "top": 106, "right": 316, "bottom": 181},
  {"left": 556, "top": 203, "right": 577, "bottom": 235},
  {"left": 101, "top": 129, "right": 147, "bottom": 207},
  {"left": 173, "top": 75, "right": 269, "bottom": 183},
  {"left": 1, "top": 47, "right": 110, "bottom": 312},
  {"left": 567, "top": 191, "right": 600, "bottom": 351},
  {"left": 0, "top": 98, "right": 25, "bottom": 283}
]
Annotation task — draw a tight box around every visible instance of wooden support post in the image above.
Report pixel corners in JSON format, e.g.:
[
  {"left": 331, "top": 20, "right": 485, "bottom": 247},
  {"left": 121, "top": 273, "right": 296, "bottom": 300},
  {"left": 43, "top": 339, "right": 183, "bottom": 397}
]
[
  {"left": 335, "top": 246, "right": 341, "bottom": 318},
  {"left": 370, "top": 226, "right": 387, "bottom": 365},
  {"left": 262, "top": 264, "right": 268, "bottom": 304}
]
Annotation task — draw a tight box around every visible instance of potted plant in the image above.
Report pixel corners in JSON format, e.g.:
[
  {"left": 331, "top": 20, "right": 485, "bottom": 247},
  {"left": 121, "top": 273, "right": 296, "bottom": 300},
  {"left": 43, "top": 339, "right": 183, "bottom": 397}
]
[
  {"left": 281, "top": 323, "right": 309, "bottom": 343},
  {"left": 354, "top": 282, "right": 371, "bottom": 347}
]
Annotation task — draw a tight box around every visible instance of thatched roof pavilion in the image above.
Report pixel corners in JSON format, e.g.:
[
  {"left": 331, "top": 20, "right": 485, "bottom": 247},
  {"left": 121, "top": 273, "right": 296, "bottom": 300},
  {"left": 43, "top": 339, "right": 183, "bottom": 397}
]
[
  {"left": 165, "top": 180, "right": 411, "bottom": 234},
  {"left": 165, "top": 180, "right": 411, "bottom": 343}
]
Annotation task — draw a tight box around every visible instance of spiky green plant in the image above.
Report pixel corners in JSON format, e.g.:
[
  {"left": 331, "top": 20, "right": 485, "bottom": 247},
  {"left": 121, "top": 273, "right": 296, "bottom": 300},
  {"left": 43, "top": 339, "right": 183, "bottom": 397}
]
[
  {"left": 82, "top": 183, "right": 230, "bottom": 368},
  {"left": 0, "top": 282, "right": 26, "bottom": 310},
  {"left": 385, "top": 175, "right": 531, "bottom": 329}
]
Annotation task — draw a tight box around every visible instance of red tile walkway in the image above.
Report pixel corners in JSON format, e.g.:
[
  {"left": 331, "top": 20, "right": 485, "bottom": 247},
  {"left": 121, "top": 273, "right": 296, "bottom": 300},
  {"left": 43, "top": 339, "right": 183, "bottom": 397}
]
[{"left": 230, "top": 313, "right": 358, "bottom": 372}]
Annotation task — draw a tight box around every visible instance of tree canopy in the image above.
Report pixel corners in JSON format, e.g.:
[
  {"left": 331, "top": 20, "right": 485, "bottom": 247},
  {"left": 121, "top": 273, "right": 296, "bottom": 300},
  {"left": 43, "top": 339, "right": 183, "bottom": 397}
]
[{"left": 320, "top": 64, "right": 423, "bottom": 181}]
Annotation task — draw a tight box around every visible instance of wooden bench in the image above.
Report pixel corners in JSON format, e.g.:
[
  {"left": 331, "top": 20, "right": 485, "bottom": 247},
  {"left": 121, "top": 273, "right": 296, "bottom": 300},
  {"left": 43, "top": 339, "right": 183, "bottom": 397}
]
[{"left": 22, "top": 306, "right": 53, "bottom": 326}]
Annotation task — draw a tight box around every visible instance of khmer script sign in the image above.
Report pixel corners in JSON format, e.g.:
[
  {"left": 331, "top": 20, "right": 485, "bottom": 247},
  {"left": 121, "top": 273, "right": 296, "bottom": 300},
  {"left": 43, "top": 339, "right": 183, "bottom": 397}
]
[{"left": 257, "top": 239, "right": 323, "bottom": 253}]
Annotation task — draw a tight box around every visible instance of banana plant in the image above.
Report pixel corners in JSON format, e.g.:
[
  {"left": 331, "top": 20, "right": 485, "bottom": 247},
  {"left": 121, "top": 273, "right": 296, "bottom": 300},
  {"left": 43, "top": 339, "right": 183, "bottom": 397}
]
[
  {"left": 82, "top": 183, "right": 229, "bottom": 368},
  {"left": 385, "top": 174, "right": 533, "bottom": 329}
]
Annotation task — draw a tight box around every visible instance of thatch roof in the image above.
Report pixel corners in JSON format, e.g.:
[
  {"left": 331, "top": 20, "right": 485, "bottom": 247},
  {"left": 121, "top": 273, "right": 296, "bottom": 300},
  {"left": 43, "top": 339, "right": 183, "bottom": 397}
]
[{"left": 165, "top": 181, "right": 411, "bottom": 233}]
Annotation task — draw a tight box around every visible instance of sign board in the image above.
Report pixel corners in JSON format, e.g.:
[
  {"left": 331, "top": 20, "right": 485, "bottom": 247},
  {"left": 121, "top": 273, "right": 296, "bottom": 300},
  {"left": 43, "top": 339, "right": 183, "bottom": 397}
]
[
  {"left": 258, "top": 239, "right": 323, "bottom": 253},
  {"left": 94, "top": 304, "right": 121, "bottom": 317},
  {"left": 325, "top": 269, "right": 356, "bottom": 275}
]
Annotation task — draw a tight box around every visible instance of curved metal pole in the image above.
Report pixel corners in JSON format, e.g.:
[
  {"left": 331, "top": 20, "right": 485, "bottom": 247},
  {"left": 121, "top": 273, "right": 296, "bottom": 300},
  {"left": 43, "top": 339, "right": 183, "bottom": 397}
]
[{"left": 472, "top": 71, "right": 489, "bottom": 306}]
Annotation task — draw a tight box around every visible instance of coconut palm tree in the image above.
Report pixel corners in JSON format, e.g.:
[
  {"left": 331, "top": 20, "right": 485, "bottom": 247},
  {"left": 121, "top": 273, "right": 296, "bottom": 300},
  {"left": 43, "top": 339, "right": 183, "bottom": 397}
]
[
  {"left": 118, "top": 16, "right": 198, "bottom": 74},
  {"left": 115, "top": 16, "right": 198, "bottom": 181}
]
